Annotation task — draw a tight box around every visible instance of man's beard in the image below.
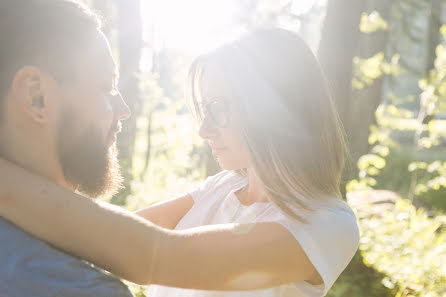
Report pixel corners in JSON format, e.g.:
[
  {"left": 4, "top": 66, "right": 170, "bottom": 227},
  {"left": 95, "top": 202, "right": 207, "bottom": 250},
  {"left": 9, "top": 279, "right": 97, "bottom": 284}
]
[{"left": 57, "top": 110, "right": 123, "bottom": 198}]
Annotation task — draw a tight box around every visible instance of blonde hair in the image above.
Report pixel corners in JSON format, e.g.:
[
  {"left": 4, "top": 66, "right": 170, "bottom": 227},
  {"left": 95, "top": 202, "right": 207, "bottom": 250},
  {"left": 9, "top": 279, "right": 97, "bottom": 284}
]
[{"left": 188, "top": 28, "right": 347, "bottom": 223}]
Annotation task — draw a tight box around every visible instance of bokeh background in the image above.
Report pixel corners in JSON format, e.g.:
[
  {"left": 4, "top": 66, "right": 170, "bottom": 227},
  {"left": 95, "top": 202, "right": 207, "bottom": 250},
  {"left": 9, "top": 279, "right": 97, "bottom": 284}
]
[{"left": 81, "top": 0, "right": 446, "bottom": 296}]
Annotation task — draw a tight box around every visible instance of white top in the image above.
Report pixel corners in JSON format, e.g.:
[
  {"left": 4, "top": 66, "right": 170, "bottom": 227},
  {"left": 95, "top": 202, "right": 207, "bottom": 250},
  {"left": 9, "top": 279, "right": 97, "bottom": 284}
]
[{"left": 147, "top": 171, "right": 360, "bottom": 297}]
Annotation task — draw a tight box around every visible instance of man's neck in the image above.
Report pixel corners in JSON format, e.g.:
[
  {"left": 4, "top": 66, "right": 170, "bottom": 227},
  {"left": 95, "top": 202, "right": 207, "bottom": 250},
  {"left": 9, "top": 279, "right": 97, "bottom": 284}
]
[{"left": 0, "top": 139, "right": 72, "bottom": 190}]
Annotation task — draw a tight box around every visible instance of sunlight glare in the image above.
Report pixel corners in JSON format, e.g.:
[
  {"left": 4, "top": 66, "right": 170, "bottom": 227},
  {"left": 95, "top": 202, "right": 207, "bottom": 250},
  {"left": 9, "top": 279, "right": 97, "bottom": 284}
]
[
  {"left": 142, "top": 0, "right": 240, "bottom": 55},
  {"left": 291, "top": 0, "right": 318, "bottom": 15}
]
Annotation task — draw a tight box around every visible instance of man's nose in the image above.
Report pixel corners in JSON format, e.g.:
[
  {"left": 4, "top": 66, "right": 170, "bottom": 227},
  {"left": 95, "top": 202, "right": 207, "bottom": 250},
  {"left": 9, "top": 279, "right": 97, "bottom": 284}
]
[{"left": 113, "top": 92, "right": 131, "bottom": 121}]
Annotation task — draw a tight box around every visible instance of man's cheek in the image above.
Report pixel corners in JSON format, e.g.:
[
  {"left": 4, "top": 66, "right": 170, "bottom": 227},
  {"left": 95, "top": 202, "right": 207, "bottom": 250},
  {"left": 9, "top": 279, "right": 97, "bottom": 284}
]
[{"left": 100, "top": 100, "right": 115, "bottom": 136}]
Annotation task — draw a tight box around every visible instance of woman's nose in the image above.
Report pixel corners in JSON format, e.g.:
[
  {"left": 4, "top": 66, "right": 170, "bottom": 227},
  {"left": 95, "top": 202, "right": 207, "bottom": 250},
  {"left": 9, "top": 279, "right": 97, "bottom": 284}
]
[{"left": 198, "top": 116, "right": 218, "bottom": 139}]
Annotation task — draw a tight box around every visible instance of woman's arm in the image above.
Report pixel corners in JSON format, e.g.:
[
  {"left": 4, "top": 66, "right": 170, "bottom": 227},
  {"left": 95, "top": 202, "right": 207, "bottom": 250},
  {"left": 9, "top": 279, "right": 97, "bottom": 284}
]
[
  {"left": 134, "top": 194, "right": 194, "bottom": 229},
  {"left": 0, "top": 159, "right": 321, "bottom": 289}
]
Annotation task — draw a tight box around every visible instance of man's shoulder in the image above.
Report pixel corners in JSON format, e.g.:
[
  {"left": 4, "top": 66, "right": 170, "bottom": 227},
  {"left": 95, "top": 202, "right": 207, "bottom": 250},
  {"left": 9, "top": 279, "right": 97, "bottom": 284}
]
[{"left": 0, "top": 217, "right": 134, "bottom": 297}]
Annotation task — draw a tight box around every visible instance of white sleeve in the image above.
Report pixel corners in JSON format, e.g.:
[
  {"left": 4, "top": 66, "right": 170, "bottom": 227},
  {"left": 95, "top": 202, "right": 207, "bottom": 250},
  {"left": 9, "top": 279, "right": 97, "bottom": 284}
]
[{"left": 276, "top": 207, "right": 360, "bottom": 296}]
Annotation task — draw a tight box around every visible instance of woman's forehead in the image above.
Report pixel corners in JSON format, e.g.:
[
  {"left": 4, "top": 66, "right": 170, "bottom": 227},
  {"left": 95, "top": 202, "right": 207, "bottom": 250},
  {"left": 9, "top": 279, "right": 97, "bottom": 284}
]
[
  {"left": 199, "top": 53, "right": 266, "bottom": 104},
  {"left": 200, "top": 63, "right": 233, "bottom": 102}
]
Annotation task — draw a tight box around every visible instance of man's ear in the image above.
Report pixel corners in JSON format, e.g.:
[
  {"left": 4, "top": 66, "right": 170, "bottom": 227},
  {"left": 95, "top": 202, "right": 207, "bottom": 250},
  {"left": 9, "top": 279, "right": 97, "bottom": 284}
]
[{"left": 11, "top": 66, "right": 50, "bottom": 123}]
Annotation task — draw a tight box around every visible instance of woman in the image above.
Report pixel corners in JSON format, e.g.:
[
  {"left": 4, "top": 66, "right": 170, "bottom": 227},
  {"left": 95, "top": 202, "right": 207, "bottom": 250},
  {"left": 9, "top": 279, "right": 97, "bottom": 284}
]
[{"left": 0, "top": 27, "right": 359, "bottom": 296}]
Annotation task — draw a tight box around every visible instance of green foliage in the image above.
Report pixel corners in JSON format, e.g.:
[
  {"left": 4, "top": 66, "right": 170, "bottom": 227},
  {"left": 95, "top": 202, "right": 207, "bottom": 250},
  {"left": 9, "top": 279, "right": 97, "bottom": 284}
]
[
  {"left": 360, "top": 11, "right": 388, "bottom": 34},
  {"left": 375, "top": 146, "right": 446, "bottom": 211},
  {"left": 123, "top": 72, "right": 206, "bottom": 211},
  {"left": 353, "top": 9, "right": 402, "bottom": 90},
  {"left": 409, "top": 160, "right": 446, "bottom": 194},
  {"left": 350, "top": 25, "right": 446, "bottom": 200},
  {"left": 352, "top": 53, "right": 403, "bottom": 90},
  {"left": 348, "top": 2, "right": 446, "bottom": 297},
  {"left": 359, "top": 198, "right": 446, "bottom": 297},
  {"left": 327, "top": 251, "right": 396, "bottom": 297}
]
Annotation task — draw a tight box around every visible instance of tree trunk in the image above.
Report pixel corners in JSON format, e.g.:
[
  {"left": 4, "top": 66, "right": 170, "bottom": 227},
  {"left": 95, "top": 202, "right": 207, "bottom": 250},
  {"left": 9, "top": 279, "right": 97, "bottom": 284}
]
[
  {"left": 426, "top": 0, "right": 442, "bottom": 73},
  {"left": 318, "top": 0, "right": 365, "bottom": 195},
  {"left": 318, "top": 0, "right": 365, "bottom": 128},
  {"left": 318, "top": 0, "right": 391, "bottom": 191}
]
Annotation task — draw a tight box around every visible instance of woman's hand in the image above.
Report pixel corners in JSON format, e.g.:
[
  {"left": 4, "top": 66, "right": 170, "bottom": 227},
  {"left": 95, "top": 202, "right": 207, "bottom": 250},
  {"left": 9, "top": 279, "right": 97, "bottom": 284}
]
[{"left": 135, "top": 194, "right": 194, "bottom": 229}]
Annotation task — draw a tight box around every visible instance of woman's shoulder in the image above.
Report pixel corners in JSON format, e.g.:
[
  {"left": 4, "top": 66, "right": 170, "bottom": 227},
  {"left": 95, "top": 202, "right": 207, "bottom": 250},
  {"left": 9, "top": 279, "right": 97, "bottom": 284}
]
[
  {"left": 308, "top": 199, "right": 360, "bottom": 255},
  {"left": 310, "top": 198, "right": 359, "bottom": 232},
  {"left": 274, "top": 197, "right": 360, "bottom": 244},
  {"left": 272, "top": 198, "right": 360, "bottom": 296},
  {"left": 189, "top": 170, "right": 246, "bottom": 202},
  {"left": 319, "top": 198, "right": 358, "bottom": 219}
]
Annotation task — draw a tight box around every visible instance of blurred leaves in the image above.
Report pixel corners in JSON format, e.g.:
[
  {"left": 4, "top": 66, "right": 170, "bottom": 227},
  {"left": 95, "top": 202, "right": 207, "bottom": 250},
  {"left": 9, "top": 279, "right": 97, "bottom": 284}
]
[
  {"left": 360, "top": 11, "right": 388, "bottom": 33},
  {"left": 359, "top": 198, "right": 446, "bottom": 297},
  {"left": 349, "top": 8, "right": 446, "bottom": 295},
  {"left": 352, "top": 53, "right": 403, "bottom": 90},
  {"left": 353, "top": 23, "right": 446, "bottom": 200}
]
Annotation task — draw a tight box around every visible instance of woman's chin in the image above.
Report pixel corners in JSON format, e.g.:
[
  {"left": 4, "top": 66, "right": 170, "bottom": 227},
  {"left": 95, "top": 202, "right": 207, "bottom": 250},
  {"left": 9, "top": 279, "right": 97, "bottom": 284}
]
[{"left": 215, "top": 158, "right": 246, "bottom": 172}]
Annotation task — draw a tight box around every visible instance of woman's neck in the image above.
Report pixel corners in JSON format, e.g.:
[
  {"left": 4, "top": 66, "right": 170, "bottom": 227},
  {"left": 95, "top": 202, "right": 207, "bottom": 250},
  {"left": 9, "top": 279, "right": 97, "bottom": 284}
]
[{"left": 236, "top": 169, "right": 269, "bottom": 206}]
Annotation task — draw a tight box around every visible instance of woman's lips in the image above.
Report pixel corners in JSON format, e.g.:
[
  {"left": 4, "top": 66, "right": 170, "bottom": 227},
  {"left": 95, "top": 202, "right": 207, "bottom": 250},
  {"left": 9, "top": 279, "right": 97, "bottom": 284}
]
[{"left": 210, "top": 146, "right": 227, "bottom": 155}]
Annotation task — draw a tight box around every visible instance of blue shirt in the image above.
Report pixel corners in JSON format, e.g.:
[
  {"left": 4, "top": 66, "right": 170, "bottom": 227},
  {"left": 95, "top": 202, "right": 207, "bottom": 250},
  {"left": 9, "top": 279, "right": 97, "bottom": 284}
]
[{"left": 0, "top": 217, "right": 134, "bottom": 297}]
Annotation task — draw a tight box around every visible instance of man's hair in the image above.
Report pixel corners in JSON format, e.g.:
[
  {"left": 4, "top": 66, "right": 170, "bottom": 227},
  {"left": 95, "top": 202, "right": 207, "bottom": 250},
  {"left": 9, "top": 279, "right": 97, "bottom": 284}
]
[{"left": 0, "top": 0, "right": 102, "bottom": 104}]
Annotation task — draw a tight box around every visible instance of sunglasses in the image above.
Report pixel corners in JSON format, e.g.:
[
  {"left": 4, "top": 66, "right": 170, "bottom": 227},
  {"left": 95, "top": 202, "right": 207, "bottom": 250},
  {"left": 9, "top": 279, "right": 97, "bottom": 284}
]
[{"left": 196, "top": 99, "right": 230, "bottom": 128}]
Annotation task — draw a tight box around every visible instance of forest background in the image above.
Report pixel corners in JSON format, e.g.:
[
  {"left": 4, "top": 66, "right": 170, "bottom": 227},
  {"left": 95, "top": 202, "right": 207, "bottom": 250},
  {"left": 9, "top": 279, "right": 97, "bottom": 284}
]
[{"left": 82, "top": 0, "right": 446, "bottom": 296}]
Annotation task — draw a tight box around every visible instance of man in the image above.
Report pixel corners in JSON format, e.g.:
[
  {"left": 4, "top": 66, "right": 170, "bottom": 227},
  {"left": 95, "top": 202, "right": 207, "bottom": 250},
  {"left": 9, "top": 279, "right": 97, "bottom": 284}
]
[{"left": 0, "top": 0, "right": 133, "bottom": 295}]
